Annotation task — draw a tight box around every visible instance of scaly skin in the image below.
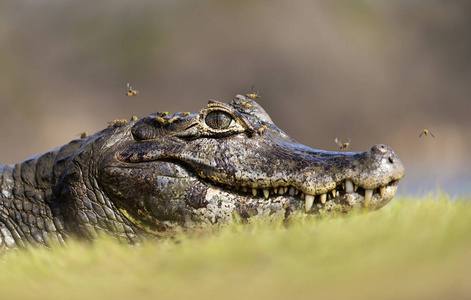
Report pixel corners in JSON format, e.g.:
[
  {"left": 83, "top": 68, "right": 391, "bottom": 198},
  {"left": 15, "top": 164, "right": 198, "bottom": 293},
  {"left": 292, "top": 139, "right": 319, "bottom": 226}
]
[{"left": 0, "top": 95, "right": 405, "bottom": 251}]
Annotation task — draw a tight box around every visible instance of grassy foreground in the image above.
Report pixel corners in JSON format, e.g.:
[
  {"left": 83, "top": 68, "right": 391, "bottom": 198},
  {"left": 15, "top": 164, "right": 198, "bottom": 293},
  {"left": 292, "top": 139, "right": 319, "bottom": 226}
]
[{"left": 1, "top": 194, "right": 471, "bottom": 300}]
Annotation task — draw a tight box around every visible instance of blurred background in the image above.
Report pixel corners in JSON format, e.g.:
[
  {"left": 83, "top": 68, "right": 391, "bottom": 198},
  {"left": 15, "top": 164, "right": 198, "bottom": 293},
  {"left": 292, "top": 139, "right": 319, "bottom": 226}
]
[{"left": 0, "top": 0, "right": 469, "bottom": 196}]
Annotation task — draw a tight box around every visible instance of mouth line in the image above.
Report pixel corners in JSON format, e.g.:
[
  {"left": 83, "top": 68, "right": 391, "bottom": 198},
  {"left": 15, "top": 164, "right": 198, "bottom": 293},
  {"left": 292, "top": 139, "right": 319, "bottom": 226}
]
[{"left": 210, "top": 179, "right": 400, "bottom": 212}]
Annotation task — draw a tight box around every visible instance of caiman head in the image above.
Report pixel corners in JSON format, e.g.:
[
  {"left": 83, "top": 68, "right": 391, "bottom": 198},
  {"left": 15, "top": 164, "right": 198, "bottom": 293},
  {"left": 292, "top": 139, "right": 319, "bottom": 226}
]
[{"left": 95, "top": 95, "right": 404, "bottom": 234}]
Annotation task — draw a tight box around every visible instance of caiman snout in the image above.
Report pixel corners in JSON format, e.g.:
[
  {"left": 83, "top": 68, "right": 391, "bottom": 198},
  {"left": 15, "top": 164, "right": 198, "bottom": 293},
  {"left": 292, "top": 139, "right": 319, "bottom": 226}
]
[
  {"left": 366, "top": 144, "right": 405, "bottom": 187},
  {"left": 371, "top": 144, "right": 405, "bottom": 178},
  {"left": 291, "top": 143, "right": 405, "bottom": 212},
  {"left": 272, "top": 143, "right": 405, "bottom": 213},
  {"left": 236, "top": 140, "right": 406, "bottom": 213}
]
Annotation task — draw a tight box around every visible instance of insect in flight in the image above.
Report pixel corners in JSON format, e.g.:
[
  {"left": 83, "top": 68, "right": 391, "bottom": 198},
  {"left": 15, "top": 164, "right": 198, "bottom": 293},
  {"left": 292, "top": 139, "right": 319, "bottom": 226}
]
[
  {"left": 245, "top": 84, "right": 261, "bottom": 99},
  {"left": 419, "top": 129, "right": 434, "bottom": 138},
  {"left": 335, "top": 138, "right": 351, "bottom": 151},
  {"left": 126, "top": 83, "right": 139, "bottom": 96}
]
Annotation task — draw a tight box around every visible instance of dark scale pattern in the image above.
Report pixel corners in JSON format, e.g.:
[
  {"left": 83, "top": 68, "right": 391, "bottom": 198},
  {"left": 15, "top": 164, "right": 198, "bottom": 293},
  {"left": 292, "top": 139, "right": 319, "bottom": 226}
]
[
  {"left": 0, "top": 127, "right": 144, "bottom": 251},
  {"left": 0, "top": 95, "right": 404, "bottom": 251}
]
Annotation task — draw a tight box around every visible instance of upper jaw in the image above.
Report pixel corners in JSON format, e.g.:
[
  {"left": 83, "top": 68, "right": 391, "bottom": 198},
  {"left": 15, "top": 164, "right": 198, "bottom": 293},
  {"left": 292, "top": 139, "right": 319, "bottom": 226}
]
[{"left": 201, "top": 144, "right": 405, "bottom": 214}]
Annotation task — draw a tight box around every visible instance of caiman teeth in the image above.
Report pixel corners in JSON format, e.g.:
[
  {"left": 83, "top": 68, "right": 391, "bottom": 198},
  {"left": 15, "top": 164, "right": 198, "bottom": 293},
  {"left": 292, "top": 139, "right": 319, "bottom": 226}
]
[
  {"left": 305, "top": 194, "right": 315, "bottom": 212},
  {"left": 345, "top": 179, "right": 354, "bottom": 193},
  {"left": 320, "top": 193, "right": 327, "bottom": 204},
  {"left": 289, "top": 187, "right": 296, "bottom": 196},
  {"left": 364, "top": 189, "right": 373, "bottom": 207},
  {"left": 226, "top": 180, "right": 392, "bottom": 213},
  {"left": 212, "top": 177, "right": 397, "bottom": 219},
  {"left": 379, "top": 186, "right": 385, "bottom": 198},
  {"left": 263, "top": 189, "right": 269, "bottom": 199}
]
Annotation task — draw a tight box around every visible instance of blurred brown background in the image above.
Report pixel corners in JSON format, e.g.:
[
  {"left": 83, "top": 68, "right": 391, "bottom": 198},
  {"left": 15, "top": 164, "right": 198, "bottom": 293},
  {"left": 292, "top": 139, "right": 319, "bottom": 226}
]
[{"left": 0, "top": 0, "right": 470, "bottom": 196}]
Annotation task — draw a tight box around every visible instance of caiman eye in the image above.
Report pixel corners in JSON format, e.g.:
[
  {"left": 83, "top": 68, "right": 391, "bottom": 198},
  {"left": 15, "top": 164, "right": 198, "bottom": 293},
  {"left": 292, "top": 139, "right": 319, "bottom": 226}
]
[{"left": 205, "top": 111, "right": 233, "bottom": 130}]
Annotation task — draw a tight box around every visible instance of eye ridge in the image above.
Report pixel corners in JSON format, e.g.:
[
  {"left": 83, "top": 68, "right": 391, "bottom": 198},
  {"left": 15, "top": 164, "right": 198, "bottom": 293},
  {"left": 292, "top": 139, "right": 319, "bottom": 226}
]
[{"left": 205, "top": 111, "right": 233, "bottom": 130}]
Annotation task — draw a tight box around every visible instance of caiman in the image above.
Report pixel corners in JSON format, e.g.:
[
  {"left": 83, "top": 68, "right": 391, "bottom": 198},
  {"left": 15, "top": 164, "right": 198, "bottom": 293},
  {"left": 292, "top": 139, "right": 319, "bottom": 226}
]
[{"left": 0, "top": 95, "right": 405, "bottom": 251}]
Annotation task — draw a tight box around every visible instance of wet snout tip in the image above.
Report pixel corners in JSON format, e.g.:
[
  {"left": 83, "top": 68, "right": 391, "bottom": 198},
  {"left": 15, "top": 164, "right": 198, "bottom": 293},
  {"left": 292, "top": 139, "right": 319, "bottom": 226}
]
[{"left": 371, "top": 144, "right": 390, "bottom": 154}]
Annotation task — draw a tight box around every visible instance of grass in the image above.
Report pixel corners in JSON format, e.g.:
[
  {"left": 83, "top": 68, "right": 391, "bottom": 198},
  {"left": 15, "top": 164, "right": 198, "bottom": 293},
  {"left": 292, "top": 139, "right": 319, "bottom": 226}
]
[{"left": 1, "top": 194, "right": 471, "bottom": 300}]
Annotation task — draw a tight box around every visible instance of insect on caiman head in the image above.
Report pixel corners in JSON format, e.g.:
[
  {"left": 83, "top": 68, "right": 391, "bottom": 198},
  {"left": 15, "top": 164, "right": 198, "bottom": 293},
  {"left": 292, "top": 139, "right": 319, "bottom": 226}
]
[{"left": 98, "top": 95, "right": 405, "bottom": 234}]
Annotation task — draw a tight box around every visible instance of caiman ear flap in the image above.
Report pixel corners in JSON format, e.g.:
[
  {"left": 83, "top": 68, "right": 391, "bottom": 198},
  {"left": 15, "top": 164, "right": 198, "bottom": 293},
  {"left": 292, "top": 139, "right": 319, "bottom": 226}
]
[
  {"left": 131, "top": 116, "right": 167, "bottom": 141},
  {"left": 131, "top": 114, "right": 197, "bottom": 141}
]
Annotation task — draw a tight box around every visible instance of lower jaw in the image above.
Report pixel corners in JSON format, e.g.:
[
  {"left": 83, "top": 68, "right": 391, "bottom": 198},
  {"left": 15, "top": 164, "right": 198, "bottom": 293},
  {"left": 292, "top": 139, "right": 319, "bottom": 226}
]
[
  {"left": 131, "top": 185, "right": 399, "bottom": 235},
  {"left": 203, "top": 184, "right": 399, "bottom": 217},
  {"left": 289, "top": 184, "right": 398, "bottom": 215}
]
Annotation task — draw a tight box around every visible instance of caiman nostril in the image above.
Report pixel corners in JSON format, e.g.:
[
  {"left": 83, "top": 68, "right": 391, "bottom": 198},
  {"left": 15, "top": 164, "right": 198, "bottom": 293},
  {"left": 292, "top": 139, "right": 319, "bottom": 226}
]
[
  {"left": 372, "top": 144, "right": 388, "bottom": 154},
  {"left": 389, "top": 157, "right": 394, "bottom": 163}
]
